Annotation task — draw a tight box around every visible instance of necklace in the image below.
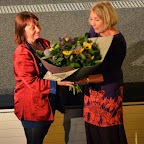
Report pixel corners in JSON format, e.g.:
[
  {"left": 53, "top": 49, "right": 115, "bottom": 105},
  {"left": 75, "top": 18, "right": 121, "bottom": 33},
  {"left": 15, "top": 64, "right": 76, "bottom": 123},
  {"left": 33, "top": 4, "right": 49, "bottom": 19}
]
[
  {"left": 100, "top": 27, "right": 119, "bottom": 37},
  {"left": 100, "top": 30, "right": 111, "bottom": 37}
]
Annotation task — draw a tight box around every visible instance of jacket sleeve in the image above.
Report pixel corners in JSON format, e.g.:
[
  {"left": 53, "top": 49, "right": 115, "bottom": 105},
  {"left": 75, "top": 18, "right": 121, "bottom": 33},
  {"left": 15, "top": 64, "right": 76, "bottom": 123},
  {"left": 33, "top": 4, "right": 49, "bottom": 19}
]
[{"left": 13, "top": 45, "right": 50, "bottom": 95}]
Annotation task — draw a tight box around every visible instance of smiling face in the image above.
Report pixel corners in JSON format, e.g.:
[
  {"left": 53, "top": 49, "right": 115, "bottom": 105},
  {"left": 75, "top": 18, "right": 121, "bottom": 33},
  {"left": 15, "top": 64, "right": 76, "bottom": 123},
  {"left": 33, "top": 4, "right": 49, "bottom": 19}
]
[
  {"left": 89, "top": 11, "right": 106, "bottom": 34},
  {"left": 24, "top": 19, "right": 41, "bottom": 44}
]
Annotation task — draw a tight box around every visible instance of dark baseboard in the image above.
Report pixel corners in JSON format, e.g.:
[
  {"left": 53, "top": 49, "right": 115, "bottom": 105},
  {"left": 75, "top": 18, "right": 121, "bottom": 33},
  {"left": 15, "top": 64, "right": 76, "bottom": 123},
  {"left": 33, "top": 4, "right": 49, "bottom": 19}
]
[
  {"left": 123, "top": 82, "right": 144, "bottom": 102},
  {"left": 0, "top": 94, "right": 14, "bottom": 109},
  {"left": 0, "top": 82, "right": 144, "bottom": 109}
]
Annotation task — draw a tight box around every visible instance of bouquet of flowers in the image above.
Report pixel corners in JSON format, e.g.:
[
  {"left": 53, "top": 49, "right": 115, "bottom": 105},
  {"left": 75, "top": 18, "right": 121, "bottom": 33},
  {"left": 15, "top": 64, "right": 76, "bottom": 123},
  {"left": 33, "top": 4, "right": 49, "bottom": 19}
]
[
  {"left": 38, "top": 34, "right": 101, "bottom": 68},
  {"left": 36, "top": 34, "right": 113, "bottom": 94}
]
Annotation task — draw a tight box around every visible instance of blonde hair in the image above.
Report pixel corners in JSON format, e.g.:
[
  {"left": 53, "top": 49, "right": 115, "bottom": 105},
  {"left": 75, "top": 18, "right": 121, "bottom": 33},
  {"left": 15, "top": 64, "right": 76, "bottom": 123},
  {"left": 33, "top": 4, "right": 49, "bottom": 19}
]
[{"left": 90, "top": 1, "right": 118, "bottom": 30}]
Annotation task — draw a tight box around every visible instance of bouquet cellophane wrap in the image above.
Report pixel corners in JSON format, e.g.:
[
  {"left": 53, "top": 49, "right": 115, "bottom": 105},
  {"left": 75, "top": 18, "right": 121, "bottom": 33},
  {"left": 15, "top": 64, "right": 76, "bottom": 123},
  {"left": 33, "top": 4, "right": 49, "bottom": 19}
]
[{"left": 41, "top": 35, "right": 113, "bottom": 81}]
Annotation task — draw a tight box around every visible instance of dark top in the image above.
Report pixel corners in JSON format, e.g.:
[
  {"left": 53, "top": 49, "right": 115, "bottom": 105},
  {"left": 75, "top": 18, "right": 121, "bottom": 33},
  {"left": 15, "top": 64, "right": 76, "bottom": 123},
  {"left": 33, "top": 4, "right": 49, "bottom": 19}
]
[
  {"left": 86, "top": 26, "right": 126, "bottom": 92},
  {"left": 83, "top": 27, "right": 127, "bottom": 127}
]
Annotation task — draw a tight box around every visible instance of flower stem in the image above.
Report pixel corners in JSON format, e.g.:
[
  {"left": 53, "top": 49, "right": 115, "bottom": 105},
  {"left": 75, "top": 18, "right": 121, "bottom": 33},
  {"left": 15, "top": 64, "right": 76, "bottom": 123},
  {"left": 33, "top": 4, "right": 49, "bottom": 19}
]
[{"left": 69, "top": 84, "right": 83, "bottom": 95}]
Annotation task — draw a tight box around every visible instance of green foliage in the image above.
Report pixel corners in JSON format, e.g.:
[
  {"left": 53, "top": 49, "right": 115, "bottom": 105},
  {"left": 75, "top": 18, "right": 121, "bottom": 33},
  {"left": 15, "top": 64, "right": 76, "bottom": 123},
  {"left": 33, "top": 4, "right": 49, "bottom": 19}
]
[{"left": 36, "top": 35, "right": 102, "bottom": 69}]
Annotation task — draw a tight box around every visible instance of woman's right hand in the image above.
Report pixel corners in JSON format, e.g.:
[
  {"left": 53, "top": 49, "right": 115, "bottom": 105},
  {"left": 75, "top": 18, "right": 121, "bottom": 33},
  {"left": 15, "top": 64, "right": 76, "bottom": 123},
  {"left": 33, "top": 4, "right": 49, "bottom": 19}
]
[{"left": 57, "top": 81, "right": 74, "bottom": 87}]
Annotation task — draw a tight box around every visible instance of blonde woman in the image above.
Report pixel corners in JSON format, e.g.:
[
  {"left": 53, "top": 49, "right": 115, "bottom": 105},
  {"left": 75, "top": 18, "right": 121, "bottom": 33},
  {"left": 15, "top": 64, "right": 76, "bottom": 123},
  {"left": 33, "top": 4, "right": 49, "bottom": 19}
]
[{"left": 76, "top": 1, "right": 128, "bottom": 144}]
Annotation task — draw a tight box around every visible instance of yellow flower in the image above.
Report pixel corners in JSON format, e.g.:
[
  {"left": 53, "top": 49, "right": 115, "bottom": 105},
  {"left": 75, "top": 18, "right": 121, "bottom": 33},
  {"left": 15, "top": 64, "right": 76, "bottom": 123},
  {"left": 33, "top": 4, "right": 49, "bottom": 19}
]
[
  {"left": 74, "top": 48, "right": 84, "bottom": 54},
  {"left": 62, "top": 50, "right": 72, "bottom": 56},
  {"left": 65, "top": 37, "right": 69, "bottom": 41},
  {"left": 83, "top": 42, "right": 92, "bottom": 50}
]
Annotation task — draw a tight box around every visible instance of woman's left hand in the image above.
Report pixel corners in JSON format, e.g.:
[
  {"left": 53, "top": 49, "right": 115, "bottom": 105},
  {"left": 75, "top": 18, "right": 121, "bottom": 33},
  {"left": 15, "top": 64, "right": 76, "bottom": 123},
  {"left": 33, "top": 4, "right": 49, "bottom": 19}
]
[{"left": 57, "top": 81, "right": 74, "bottom": 87}]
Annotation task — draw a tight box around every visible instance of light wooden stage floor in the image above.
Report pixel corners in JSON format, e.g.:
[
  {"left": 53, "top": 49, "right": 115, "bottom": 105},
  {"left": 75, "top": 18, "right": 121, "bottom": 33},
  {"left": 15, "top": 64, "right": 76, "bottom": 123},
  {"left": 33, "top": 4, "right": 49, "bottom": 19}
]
[{"left": 0, "top": 102, "right": 144, "bottom": 144}]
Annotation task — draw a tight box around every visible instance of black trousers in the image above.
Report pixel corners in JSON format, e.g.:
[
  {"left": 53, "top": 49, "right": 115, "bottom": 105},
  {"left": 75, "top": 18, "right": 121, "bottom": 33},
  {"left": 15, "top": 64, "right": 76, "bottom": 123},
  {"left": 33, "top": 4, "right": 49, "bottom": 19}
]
[
  {"left": 24, "top": 125, "right": 51, "bottom": 144},
  {"left": 85, "top": 122, "right": 128, "bottom": 144}
]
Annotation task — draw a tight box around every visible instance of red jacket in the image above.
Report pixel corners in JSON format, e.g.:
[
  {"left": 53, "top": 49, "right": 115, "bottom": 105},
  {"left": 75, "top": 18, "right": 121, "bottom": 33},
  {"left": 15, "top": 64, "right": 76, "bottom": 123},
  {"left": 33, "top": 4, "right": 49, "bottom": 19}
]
[{"left": 13, "top": 38, "right": 54, "bottom": 121}]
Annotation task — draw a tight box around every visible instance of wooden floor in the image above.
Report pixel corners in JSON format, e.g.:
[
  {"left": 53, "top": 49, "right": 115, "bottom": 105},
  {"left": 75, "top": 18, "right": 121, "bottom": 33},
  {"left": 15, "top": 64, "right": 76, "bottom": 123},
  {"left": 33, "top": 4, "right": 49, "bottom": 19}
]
[
  {"left": 0, "top": 102, "right": 144, "bottom": 144},
  {"left": 122, "top": 102, "right": 144, "bottom": 144}
]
